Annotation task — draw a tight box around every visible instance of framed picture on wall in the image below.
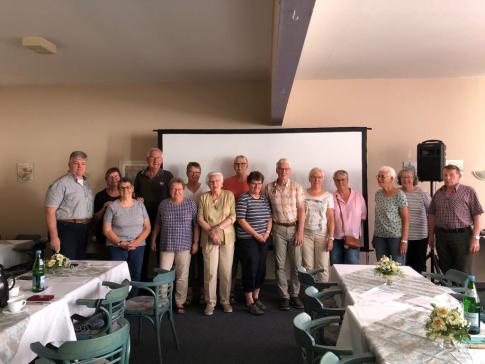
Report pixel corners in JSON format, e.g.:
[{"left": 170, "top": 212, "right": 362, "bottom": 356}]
[{"left": 119, "top": 161, "right": 147, "bottom": 182}]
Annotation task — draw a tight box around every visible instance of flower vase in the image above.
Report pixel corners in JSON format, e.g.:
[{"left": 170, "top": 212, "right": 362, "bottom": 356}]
[{"left": 438, "top": 337, "right": 455, "bottom": 350}]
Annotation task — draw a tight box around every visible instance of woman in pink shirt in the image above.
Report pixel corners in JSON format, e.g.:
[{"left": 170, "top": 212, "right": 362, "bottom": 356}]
[{"left": 331, "top": 170, "right": 367, "bottom": 264}]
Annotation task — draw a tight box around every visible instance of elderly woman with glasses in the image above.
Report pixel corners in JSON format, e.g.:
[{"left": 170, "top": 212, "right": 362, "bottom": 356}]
[
  {"left": 94, "top": 167, "right": 121, "bottom": 247},
  {"left": 151, "top": 177, "right": 199, "bottom": 314},
  {"left": 373, "top": 166, "right": 409, "bottom": 265},
  {"left": 198, "top": 172, "right": 236, "bottom": 316},
  {"left": 103, "top": 177, "right": 151, "bottom": 296},
  {"left": 398, "top": 168, "right": 431, "bottom": 273},
  {"left": 302, "top": 167, "right": 335, "bottom": 282}
]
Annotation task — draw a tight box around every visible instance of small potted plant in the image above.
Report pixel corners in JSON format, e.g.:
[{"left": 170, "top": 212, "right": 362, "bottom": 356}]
[{"left": 374, "top": 255, "right": 402, "bottom": 285}]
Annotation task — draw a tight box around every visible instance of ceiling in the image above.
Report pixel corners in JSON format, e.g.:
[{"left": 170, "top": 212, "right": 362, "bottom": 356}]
[
  {"left": 297, "top": 0, "right": 485, "bottom": 79},
  {"left": 2, "top": 0, "right": 485, "bottom": 86}
]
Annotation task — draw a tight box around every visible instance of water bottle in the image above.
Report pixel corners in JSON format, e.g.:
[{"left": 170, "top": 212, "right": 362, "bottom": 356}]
[
  {"left": 32, "top": 250, "right": 45, "bottom": 292},
  {"left": 463, "top": 275, "right": 481, "bottom": 335}
]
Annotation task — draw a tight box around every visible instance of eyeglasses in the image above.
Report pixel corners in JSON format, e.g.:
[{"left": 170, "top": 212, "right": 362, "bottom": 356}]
[
  {"left": 119, "top": 186, "right": 132, "bottom": 191},
  {"left": 234, "top": 163, "right": 247, "bottom": 166}
]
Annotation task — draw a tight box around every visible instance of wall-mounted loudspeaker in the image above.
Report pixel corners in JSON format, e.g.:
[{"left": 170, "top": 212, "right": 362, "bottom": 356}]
[{"left": 417, "top": 140, "right": 446, "bottom": 182}]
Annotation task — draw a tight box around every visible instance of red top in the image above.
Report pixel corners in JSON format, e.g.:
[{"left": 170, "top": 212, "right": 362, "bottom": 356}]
[{"left": 223, "top": 176, "right": 249, "bottom": 201}]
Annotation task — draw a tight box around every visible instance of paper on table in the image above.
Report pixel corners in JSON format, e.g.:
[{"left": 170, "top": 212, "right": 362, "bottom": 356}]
[
  {"left": 356, "top": 287, "right": 404, "bottom": 303},
  {"left": 351, "top": 301, "right": 411, "bottom": 327},
  {"left": 406, "top": 293, "right": 460, "bottom": 310}
]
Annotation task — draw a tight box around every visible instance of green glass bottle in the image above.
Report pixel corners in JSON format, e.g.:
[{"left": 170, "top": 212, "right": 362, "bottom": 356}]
[
  {"left": 463, "top": 275, "right": 481, "bottom": 335},
  {"left": 32, "top": 250, "right": 45, "bottom": 292}
]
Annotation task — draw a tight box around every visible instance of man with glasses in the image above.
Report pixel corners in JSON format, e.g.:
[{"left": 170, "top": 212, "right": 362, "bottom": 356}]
[
  {"left": 45, "top": 151, "right": 93, "bottom": 259},
  {"left": 223, "top": 155, "right": 250, "bottom": 303},
  {"left": 265, "top": 158, "right": 305, "bottom": 310},
  {"left": 134, "top": 147, "right": 174, "bottom": 279}
]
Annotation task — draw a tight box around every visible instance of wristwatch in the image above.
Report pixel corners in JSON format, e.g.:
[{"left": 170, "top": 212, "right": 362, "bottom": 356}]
[
  {"left": 328, "top": 237, "right": 334, "bottom": 240},
  {"left": 401, "top": 240, "right": 408, "bottom": 244},
  {"left": 473, "top": 235, "right": 481, "bottom": 240},
  {"left": 117, "top": 240, "right": 122, "bottom": 246}
]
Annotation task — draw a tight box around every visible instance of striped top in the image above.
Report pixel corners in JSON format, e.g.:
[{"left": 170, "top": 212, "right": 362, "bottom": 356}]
[
  {"left": 236, "top": 192, "right": 272, "bottom": 239},
  {"left": 265, "top": 179, "right": 304, "bottom": 224},
  {"left": 403, "top": 188, "right": 431, "bottom": 240}
]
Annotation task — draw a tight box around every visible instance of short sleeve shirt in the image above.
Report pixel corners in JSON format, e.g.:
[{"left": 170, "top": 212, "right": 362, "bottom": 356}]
[
  {"left": 223, "top": 176, "right": 249, "bottom": 201},
  {"left": 155, "top": 198, "right": 197, "bottom": 252},
  {"left": 45, "top": 174, "right": 94, "bottom": 220},
  {"left": 374, "top": 189, "right": 408, "bottom": 238},
  {"left": 265, "top": 179, "right": 304, "bottom": 224},
  {"left": 104, "top": 200, "right": 149, "bottom": 247},
  {"left": 304, "top": 191, "right": 334, "bottom": 236},
  {"left": 236, "top": 192, "right": 272, "bottom": 239}
]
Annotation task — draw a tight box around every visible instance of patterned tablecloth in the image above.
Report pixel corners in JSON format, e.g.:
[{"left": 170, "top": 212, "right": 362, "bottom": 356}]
[
  {"left": 332, "top": 265, "right": 484, "bottom": 364},
  {"left": 0, "top": 260, "right": 130, "bottom": 364}
]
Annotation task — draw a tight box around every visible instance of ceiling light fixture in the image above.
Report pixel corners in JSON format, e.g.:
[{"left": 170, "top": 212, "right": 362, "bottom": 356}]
[{"left": 21, "top": 36, "right": 57, "bottom": 54}]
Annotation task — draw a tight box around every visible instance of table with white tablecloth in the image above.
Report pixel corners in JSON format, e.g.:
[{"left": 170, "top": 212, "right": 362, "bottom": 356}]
[
  {"left": 330, "top": 264, "right": 485, "bottom": 364},
  {"left": 0, "top": 240, "right": 34, "bottom": 269},
  {"left": 0, "top": 260, "right": 131, "bottom": 364}
]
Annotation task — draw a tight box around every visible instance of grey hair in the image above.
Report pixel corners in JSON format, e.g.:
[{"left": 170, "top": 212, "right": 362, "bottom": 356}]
[
  {"left": 308, "top": 167, "right": 324, "bottom": 179},
  {"left": 234, "top": 155, "right": 248, "bottom": 164},
  {"left": 69, "top": 151, "right": 87, "bottom": 161},
  {"left": 276, "top": 158, "right": 292, "bottom": 168},
  {"left": 333, "top": 170, "right": 348, "bottom": 179},
  {"left": 378, "top": 166, "right": 397, "bottom": 179},
  {"left": 206, "top": 171, "right": 224, "bottom": 184},
  {"left": 146, "top": 147, "right": 162, "bottom": 158},
  {"left": 169, "top": 177, "right": 185, "bottom": 190}
]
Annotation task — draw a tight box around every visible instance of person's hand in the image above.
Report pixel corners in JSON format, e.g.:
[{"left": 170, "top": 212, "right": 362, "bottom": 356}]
[
  {"left": 191, "top": 242, "right": 199, "bottom": 255},
  {"left": 371, "top": 236, "right": 375, "bottom": 249},
  {"left": 428, "top": 235, "right": 435, "bottom": 250},
  {"left": 150, "top": 240, "right": 157, "bottom": 252},
  {"left": 127, "top": 240, "right": 138, "bottom": 250},
  {"left": 209, "top": 228, "right": 222, "bottom": 245},
  {"left": 136, "top": 197, "right": 144, "bottom": 203},
  {"left": 261, "top": 231, "right": 271, "bottom": 243},
  {"left": 400, "top": 242, "right": 408, "bottom": 256},
  {"left": 50, "top": 236, "right": 61, "bottom": 253},
  {"left": 470, "top": 238, "right": 480, "bottom": 254},
  {"left": 255, "top": 233, "right": 265, "bottom": 243},
  {"left": 326, "top": 239, "right": 334, "bottom": 252},
  {"left": 293, "top": 231, "right": 303, "bottom": 246},
  {"left": 103, "top": 201, "right": 113, "bottom": 209}
]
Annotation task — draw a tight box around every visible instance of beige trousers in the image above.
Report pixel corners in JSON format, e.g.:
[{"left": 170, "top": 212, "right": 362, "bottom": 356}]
[
  {"left": 302, "top": 230, "right": 329, "bottom": 282},
  {"left": 202, "top": 243, "right": 235, "bottom": 307},
  {"left": 160, "top": 250, "right": 191, "bottom": 307}
]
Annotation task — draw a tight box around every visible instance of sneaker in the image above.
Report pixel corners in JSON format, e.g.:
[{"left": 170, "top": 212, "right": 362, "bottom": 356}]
[
  {"left": 289, "top": 296, "right": 304, "bottom": 309},
  {"left": 204, "top": 305, "right": 214, "bottom": 316},
  {"left": 254, "top": 299, "right": 266, "bottom": 311},
  {"left": 279, "top": 298, "right": 290, "bottom": 311},
  {"left": 222, "top": 303, "right": 233, "bottom": 313},
  {"left": 247, "top": 303, "right": 264, "bottom": 316}
]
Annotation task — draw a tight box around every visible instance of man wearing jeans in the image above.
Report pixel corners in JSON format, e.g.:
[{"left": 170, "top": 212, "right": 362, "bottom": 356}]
[
  {"left": 265, "top": 158, "right": 305, "bottom": 310},
  {"left": 45, "top": 151, "right": 93, "bottom": 259},
  {"left": 428, "top": 165, "right": 483, "bottom": 274}
]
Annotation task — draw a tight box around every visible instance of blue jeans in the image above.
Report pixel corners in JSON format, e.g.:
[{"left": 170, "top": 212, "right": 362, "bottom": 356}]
[
  {"left": 108, "top": 245, "right": 145, "bottom": 298},
  {"left": 330, "top": 239, "right": 360, "bottom": 265},
  {"left": 374, "top": 237, "right": 404, "bottom": 265}
]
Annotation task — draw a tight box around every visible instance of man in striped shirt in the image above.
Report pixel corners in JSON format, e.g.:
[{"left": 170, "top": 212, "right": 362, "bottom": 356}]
[
  {"left": 265, "top": 158, "right": 305, "bottom": 310},
  {"left": 428, "top": 165, "right": 483, "bottom": 274}
]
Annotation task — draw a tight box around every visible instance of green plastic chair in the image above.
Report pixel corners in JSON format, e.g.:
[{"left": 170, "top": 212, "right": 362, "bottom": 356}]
[
  {"left": 304, "top": 286, "right": 346, "bottom": 320},
  {"left": 421, "top": 269, "right": 468, "bottom": 291},
  {"left": 298, "top": 267, "right": 339, "bottom": 291},
  {"left": 319, "top": 351, "right": 376, "bottom": 364},
  {"left": 293, "top": 312, "right": 353, "bottom": 364},
  {"left": 30, "top": 318, "right": 130, "bottom": 364},
  {"left": 124, "top": 269, "right": 179, "bottom": 363},
  {"left": 74, "top": 280, "right": 130, "bottom": 339}
]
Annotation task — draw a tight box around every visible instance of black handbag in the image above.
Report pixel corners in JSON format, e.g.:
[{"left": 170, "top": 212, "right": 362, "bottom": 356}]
[{"left": 71, "top": 299, "right": 107, "bottom": 334}]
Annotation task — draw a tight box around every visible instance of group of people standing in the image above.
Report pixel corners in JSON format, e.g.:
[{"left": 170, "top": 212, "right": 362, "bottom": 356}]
[{"left": 44, "top": 149, "right": 482, "bottom": 315}]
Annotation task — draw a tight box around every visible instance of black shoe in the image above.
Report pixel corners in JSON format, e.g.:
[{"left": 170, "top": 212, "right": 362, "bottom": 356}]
[
  {"left": 247, "top": 303, "right": 264, "bottom": 315},
  {"left": 290, "top": 296, "right": 304, "bottom": 309},
  {"left": 254, "top": 299, "right": 266, "bottom": 311},
  {"left": 279, "top": 298, "right": 290, "bottom": 311}
]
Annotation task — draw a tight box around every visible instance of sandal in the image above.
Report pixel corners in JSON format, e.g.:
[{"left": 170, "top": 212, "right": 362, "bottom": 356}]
[{"left": 175, "top": 305, "right": 185, "bottom": 314}]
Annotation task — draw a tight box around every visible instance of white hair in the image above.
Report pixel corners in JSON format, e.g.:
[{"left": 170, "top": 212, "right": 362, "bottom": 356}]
[
  {"left": 308, "top": 167, "right": 324, "bottom": 179},
  {"left": 206, "top": 171, "right": 224, "bottom": 184},
  {"left": 234, "top": 155, "right": 248, "bottom": 164},
  {"left": 378, "top": 166, "right": 397, "bottom": 179},
  {"left": 276, "top": 158, "right": 292, "bottom": 168},
  {"left": 146, "top": 147, "right": 162, "bottom": 158}
]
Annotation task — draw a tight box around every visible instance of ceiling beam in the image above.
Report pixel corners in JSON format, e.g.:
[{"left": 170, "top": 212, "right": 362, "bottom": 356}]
[{"left": 270, "top": 0, "right": 315, "bottom": 125}]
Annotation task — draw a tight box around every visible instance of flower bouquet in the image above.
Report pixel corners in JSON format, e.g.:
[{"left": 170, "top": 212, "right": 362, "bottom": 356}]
[
  {"left": 45, "top": 253, "right": 73, "bottom": 270},
  {"left": 374, "top": 255, "right": 402, "bottom": 285},
  {"left": 425, "top": 304, "right": 469, "bottom": 348}
]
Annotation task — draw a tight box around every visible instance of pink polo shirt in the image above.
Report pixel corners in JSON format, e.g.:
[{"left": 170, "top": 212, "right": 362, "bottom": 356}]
[{"left": 333, "top": 189, "right": 367, "bottom": 239}]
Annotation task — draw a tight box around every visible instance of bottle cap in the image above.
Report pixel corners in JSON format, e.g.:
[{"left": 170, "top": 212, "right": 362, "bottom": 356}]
[
  {"left": 35, "top": 250, "right": 41, "bottom": 254},
  {"left": 468, "top": 275, "right": 476, "bottom": 281}
]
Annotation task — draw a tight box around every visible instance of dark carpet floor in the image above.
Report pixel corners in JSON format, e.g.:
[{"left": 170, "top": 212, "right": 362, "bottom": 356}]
[{"left": 128, "top": 283, "right": 302, "bottom": 364}]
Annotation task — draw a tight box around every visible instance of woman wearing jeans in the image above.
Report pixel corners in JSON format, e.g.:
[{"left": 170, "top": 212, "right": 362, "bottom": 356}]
[
  {"left": 373, "top": 166, "right": 409, "bottom": 265},
  {"left": 236, "top": 171, "right": 272, "bottom": 315},
  {"left": 331, "top": 170, "right": 367, "bottom": 265},
  {"left": 103, "top": 177, "right": 151, "bottom": 297}
]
